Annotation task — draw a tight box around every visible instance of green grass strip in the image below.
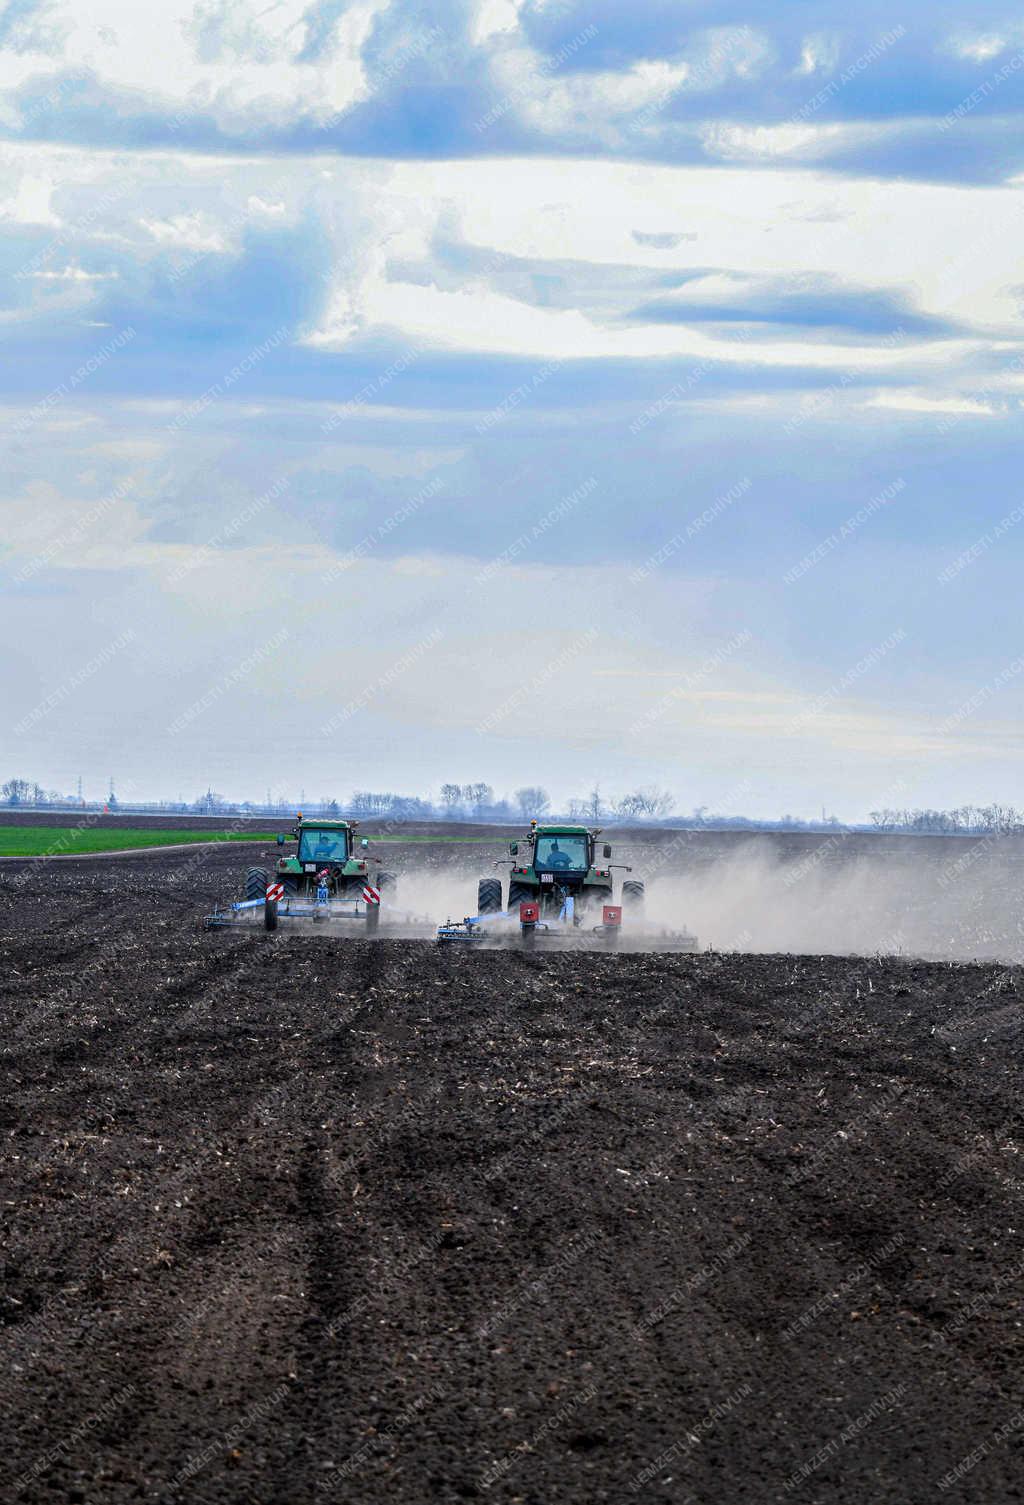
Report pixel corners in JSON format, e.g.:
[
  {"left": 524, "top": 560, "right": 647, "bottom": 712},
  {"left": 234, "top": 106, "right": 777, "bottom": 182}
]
[{"left": 0, "top": 828, "right": 278, "bottom": 857}]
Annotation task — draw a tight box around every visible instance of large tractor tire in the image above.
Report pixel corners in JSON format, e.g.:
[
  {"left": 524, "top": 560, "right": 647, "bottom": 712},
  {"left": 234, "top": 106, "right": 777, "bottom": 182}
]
[
  {"left": 245, "top": 866, "right": 268, "bottom": 901},
  {"left": 281, "top": 876, "right": 298, "bottom": 898},
  {"left": 477, "top": 877, "right": 502, "bottom": 914},
  {"left": 508, "top": 880, "right": 535, "bottom": 910},
  {"left": 376, "top": 870, "right": 398, "bottom": 899},
  {"left": 622, "top": 878, "right": 646, "bottom": 916}
]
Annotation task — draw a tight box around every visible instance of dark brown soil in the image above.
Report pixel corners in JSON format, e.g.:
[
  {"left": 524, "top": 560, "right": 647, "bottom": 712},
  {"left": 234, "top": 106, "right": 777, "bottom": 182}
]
[{"left": 2, "top": 846, "right": 1024, "bottom": 1503}]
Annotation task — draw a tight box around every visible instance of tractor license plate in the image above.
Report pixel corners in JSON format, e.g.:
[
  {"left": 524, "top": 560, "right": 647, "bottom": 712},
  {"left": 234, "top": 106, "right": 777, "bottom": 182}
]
[
  {"left": 304, "top": 863, "right": 316, "bottom": 872},
  {"left": 540, "top": 873, "right": 554, "bottom": 883}
]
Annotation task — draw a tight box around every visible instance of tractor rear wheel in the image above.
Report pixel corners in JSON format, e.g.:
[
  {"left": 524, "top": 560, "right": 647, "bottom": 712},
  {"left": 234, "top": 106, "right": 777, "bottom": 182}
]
[
  {"left": 477, "top": 877, "right": 502, "bottom": 914},
  {"left": 508, "top": 880, "right": 534, "bottom": 910},
  {"left": 376, "top": 870, "right": 397, "bottom": 899},
  {"left": 622, "top": 879, "right": 646, "bottom": 915},
  {"left": 245, "top": 866, "right": 268, "bottom": 901}
]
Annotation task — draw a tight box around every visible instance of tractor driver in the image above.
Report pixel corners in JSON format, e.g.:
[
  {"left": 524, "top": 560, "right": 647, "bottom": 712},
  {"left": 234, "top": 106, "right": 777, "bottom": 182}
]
[
  {"left": 548, "top": 841, "right": 571, "bottom": 870},
  {"left": 314, "top": 832, "right": 337, "bottom": 860}
]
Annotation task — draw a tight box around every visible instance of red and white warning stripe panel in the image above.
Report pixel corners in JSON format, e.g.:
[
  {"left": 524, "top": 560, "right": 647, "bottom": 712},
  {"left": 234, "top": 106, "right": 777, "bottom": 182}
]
[
  {"left": 362, "top": 884, "right": 381, "bottom": 906},
  {"left": 266, "top": 883, "right": 284, "bottom": 902}
]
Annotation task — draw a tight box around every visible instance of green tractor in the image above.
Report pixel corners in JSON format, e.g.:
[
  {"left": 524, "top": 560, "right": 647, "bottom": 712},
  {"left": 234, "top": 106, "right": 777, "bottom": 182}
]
[
  {"left": 476, "top": 821, "right": 646, "bottom": 928},
  {"left": 242, "top": 815, "right": 397, "bottom": 931}
]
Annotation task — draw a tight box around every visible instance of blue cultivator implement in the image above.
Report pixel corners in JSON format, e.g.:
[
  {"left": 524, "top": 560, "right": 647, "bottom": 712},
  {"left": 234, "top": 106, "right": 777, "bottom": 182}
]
[{"left": 204, "top": 874, "right": 384, "bottom": 932}]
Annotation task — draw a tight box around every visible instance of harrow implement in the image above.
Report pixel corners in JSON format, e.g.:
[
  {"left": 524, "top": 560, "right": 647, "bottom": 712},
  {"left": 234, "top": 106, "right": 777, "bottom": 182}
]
[{"left": 204, "top": 877, "right": 384, "bottom": 931}]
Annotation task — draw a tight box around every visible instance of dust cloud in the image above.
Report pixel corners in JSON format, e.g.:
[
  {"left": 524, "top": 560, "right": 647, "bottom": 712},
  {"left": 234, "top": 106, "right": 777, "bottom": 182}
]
[{"left": 380, "top": 831, "right": 1024, "bottom": 960}]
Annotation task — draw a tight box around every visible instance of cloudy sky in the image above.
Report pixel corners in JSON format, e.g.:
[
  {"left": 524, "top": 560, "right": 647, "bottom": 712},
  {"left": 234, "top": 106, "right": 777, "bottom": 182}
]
[{"left": 2, "top": 0, "right": 1024, "bottom": 816}]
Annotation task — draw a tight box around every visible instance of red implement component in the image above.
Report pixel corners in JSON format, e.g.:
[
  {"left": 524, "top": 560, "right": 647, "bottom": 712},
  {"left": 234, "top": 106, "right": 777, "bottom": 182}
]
[
  {"left": 363, "top": 884, "right": 381, "bottom": 906},
  {"left": 519, "top": 901, "right": 540, "bottom": 924},
  {"left": 266, "top": 883, "right": 284, "bottom": 902},
  {"left": 602, "top": 904, "right": 622, "bottom": 927}
]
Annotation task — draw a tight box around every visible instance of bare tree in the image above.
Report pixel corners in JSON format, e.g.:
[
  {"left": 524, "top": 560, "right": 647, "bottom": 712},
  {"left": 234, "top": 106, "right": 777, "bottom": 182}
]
[
  {"left": 350, "top": 791, "right": 406, "bottom": 816},
  {"left": 639, "top": 786, "right": 674, "bottom": 818},
  {"left": 615, "top": 786, "right": 674, "bottom": 820},
  {"left": 440, "top": 784, "right": 463, "bottom": 817},
  {"left": 463, "top": 782, "right": 494, "bottom": 815},
  {"left": 514, "top": 786, "right": 550, "bottom": 820}
]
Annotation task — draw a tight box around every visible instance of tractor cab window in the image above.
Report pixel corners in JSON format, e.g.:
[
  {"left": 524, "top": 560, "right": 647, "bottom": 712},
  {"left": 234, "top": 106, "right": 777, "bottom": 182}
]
[
  {"left": 298, "top": 828, "right": 348, "bottom": 864},
  {"left": 534, "top": 835, "right": 589, "bottom": 871}
]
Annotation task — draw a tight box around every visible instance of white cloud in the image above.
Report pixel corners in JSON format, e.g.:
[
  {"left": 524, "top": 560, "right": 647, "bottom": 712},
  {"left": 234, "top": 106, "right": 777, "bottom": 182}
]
[
  {"left": 701, "top": 119, "right": 890, "bottom": 162},
  {"left": 500, "top": 49, "right": 691, "bottom": 145},
  {"left": 27, "top": 264, "right": 118, "bottom": 281},
  {"left": 796, "top": 33, "right": 840, "bottom": 75},
  {"left": 139, "top": 211, "right": 228, "bottom": 251},
  {"left": 482, "top": 24, "right": 770, "bottom": 147},
  {"left": 2, "top": 476, "right": 149, "bottom": 568},
  {"left": 3, "top": 139, "right": 1024, "bottom": 400},
  {"left": 866, "top": 392, "right": 1003, "bottom": 418},
  {"left": 0, "top": 172, "right": 60, "bottom": 224},
  {"left": 0, "top": 0, "right": 395, "bottom": 136},
  {"left": 471, "top": 0, "right": 527, "bottom": 46},
  {"left": 948, "top": 34, "right": 1010, "bottom": 63},
  {"left": 88, "top": 438, "right": 166, "bottom": 459}
]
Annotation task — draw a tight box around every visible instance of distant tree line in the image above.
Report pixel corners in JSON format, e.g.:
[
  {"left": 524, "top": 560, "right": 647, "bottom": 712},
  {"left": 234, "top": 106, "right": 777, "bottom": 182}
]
[
  {"left": 0, "top": 776, "right": 678, "bottom": 823},
  {"left": 6, "top": 774, "right": 1024, "bottom": 834},
  {"left": 2, "top": 778, "right": 65, "bottom": 806},
  {"left": 868, "top": 805, "right": 1024, "bottom": 834}
]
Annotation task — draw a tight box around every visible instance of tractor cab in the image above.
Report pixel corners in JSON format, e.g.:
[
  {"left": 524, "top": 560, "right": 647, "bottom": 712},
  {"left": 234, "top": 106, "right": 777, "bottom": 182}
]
[
  {"left": 502, "top": 822, "right": 616, "bottom": 912},
  {"left": 297, "top": 824, "right": 350, "bottom": 866},
  {"left": 534, "top": 831, "right": 590, "bottom": 873}
]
